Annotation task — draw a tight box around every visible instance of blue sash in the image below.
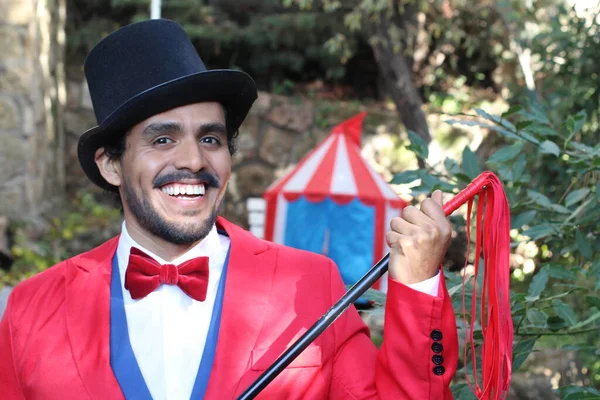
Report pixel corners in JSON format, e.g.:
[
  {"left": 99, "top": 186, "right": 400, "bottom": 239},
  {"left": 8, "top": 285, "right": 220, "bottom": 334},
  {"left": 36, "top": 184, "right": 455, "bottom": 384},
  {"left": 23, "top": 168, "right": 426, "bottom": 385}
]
[{"left": 110, "top": 248, "right": 230, "bottom": 399}]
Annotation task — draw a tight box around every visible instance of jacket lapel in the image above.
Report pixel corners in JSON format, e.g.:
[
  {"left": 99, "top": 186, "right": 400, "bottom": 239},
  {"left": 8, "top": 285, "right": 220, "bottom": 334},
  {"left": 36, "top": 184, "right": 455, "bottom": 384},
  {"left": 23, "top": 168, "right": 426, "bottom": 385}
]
[
  {"left": 65, "top": 237, "right": 124, "bottom": 400},
  {"left": 205, "top": 217, "right": 278, "bottom": 399}
]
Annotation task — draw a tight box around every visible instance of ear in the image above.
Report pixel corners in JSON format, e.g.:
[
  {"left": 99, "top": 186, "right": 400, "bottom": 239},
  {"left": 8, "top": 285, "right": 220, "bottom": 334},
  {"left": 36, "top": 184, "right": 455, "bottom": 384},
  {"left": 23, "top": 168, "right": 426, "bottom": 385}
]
[{"left": 95, "top": 147, "right": 123, "bottom": 187}]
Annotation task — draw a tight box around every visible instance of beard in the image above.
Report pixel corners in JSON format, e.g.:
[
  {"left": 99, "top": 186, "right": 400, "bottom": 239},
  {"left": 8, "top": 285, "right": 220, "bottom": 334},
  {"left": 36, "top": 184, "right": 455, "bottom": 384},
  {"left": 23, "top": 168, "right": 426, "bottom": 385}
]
[{"left": 121, "top": 176, "right": 220, "bottom": 245}]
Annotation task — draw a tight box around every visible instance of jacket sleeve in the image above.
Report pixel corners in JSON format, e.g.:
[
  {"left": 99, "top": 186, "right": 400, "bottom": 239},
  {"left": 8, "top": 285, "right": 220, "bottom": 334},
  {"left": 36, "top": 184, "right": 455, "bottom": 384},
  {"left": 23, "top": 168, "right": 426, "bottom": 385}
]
[
  {"left": 0, "top": 291, "right": 27, "bottom": 399},
  {"left": 327, "top": 260, "right": 458, "bottom": 400}
]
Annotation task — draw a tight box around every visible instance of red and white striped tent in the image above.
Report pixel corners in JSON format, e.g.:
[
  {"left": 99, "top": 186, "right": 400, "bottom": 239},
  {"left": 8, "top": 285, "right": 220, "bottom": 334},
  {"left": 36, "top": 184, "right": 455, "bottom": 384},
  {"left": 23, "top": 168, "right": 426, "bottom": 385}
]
[{"left": 263, "top": 112, "right": 407, "bottom": 291}]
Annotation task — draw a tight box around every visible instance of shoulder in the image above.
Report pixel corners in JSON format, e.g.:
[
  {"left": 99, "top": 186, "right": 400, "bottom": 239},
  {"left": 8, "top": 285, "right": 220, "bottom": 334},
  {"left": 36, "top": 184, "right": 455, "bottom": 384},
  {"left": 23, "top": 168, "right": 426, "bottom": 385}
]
[{"left": 8, "top": 236, "right": 118, "bottom": 319}]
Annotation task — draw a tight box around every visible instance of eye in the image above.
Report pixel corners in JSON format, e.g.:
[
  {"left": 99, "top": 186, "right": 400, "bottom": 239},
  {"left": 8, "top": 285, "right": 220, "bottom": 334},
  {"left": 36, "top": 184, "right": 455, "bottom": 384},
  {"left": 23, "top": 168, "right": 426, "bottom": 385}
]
[
  {"left": 153, "top": 137, "right": 173, "bottom": 145},
  {"left": 200, "top": 136, "right": 221, "bottom": 145}
]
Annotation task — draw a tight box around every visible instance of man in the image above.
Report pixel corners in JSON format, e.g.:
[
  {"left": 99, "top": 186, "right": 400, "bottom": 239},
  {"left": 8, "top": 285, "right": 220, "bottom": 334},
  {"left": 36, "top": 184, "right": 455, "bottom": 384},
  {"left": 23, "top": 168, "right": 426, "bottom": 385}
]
[{"left": 0, "top": 20, "right": 457, "bottom": 399}]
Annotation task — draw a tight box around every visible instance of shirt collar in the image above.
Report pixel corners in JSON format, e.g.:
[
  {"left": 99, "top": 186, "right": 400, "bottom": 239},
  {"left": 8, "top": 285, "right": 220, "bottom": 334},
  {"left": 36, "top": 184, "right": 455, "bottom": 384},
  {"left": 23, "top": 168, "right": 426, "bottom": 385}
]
[{"left": 116, "top": 221, "right": 221, "bottom": 276}]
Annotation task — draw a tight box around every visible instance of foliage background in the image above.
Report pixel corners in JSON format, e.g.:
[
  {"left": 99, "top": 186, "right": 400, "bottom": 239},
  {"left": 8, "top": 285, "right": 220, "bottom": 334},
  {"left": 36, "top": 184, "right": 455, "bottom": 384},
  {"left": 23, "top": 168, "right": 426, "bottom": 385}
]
[{"left": 2, "top": 0, "right": 599, "bottom": 398}]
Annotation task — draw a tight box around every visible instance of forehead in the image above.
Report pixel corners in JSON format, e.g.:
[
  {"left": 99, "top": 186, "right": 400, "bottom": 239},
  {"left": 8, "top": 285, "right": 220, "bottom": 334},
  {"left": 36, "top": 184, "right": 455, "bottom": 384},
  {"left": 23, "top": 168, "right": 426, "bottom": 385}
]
[{"left": 131, "top": 102, "right": 226, "bottom": 134}]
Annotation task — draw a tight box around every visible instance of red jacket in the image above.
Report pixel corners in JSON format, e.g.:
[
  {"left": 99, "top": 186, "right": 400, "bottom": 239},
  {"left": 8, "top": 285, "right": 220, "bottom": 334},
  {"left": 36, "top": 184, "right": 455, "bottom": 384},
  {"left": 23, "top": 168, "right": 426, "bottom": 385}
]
[{"left": 0, "top": 217, "right": 457, "bottom": 399}]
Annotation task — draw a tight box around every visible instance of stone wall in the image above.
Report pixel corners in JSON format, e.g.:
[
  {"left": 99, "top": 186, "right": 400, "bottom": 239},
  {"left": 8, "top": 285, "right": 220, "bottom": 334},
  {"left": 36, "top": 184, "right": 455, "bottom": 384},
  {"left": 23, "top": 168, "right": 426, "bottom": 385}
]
[{"left": 0, "top": 0, "right": 66, "bottom": 219}]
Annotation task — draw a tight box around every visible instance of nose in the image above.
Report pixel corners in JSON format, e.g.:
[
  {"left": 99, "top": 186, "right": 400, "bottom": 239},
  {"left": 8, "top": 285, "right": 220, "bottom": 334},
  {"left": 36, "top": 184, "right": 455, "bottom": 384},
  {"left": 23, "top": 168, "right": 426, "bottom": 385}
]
[{"left": 173, "top": 137, "right": 204, "bottom": 172}]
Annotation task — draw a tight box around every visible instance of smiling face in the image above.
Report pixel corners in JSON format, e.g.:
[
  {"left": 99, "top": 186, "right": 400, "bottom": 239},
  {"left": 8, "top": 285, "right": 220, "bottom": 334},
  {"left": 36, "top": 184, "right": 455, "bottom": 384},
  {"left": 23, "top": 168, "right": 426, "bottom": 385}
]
[{"left": 95, "top": 102, "right": 231, "bottom": 256}]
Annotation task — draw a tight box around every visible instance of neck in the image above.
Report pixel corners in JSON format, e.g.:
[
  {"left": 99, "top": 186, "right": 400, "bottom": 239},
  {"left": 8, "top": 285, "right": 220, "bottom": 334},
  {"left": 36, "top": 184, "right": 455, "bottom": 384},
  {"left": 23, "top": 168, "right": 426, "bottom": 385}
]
[{"left": 124, "top": 219, "right": 205, "bottom": 262}]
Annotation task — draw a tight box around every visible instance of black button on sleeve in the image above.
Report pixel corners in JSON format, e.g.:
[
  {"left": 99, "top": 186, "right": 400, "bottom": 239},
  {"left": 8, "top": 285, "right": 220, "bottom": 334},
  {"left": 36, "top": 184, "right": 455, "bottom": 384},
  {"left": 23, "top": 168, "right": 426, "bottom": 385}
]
[
  {"left": 432, "top": 355, "right": 444, "bottom": 365},
  {"left": 430, "top": 329, "right": 443, "bottom": 341},
  {"left": 433, "top": 366, "right": 445, "bottom": 375},
  {"left": 431, "top": 342, "right": 443, "bottom": 353}
]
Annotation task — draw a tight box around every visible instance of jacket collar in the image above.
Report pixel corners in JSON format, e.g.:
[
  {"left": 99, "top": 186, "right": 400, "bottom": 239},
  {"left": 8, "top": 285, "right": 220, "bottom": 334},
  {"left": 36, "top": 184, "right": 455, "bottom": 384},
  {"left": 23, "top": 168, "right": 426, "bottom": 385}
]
[{"left": 65, "top": 217, "right": 277, "bottom": 399}]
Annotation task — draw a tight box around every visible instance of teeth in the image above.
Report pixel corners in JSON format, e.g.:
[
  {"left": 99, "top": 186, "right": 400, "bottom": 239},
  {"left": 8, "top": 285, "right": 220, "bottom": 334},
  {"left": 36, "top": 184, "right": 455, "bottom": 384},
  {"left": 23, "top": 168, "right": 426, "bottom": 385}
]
[{"left": 161, "top": 183, "right": 206, "bottom": 197}]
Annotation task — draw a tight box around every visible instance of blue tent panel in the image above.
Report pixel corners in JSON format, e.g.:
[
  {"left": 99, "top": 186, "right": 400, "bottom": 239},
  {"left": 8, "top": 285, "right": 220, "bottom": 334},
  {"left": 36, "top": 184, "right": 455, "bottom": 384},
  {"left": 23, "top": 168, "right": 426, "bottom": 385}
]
[{"left": 283, "top": 196, "right": 375, "bottom": 286}]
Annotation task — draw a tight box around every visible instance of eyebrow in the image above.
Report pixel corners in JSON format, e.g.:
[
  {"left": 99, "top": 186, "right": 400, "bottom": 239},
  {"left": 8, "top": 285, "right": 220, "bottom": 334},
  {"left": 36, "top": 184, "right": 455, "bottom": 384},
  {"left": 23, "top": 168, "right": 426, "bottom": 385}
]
[
  {"left": 141, "top": 121, "right": 183, "bottom": 139},
  {"left": 141, "top": 121, "right": 228, "bottom": 140},
  {"left": 198, "top": 122, "right": 227, "bottom": 137}
]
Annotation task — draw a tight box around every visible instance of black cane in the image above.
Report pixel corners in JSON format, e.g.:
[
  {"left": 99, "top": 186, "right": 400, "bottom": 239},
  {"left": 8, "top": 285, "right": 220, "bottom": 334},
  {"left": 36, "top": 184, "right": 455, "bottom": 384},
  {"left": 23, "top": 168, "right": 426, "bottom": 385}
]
[
  {"left": 236, "top": 253, "right": 391, "bottom": 400},
  {"left": 235, "top": 173, "right": 491, "bottom": 400}
]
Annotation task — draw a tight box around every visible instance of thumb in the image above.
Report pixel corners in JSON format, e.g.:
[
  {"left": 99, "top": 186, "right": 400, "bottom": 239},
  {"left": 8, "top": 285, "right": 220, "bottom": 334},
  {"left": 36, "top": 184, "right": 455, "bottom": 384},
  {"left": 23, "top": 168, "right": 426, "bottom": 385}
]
[{"left": 432, "top": 190, "right": 443, "bottom": 207}]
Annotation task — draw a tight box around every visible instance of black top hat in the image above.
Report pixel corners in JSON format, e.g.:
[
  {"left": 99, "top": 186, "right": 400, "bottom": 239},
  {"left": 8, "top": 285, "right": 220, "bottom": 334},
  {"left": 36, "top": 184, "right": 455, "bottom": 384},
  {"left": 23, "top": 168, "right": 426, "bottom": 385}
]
[{"left": 77, "top": 19, "right": 258, "bottom": 191}]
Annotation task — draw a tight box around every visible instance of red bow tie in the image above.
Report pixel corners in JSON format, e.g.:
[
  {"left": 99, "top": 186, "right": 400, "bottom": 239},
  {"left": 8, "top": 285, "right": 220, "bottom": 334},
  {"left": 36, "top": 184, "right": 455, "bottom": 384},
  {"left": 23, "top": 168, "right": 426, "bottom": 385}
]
[{"left": 125, "top": 247, "right": 210, "bottom": 301}]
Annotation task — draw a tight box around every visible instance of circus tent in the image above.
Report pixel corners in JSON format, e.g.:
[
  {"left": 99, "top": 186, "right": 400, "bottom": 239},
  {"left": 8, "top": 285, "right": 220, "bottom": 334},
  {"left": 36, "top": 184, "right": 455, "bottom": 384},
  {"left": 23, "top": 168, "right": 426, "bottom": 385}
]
[{"left": 263, "top": 112, "right": 407, "bottom": 291}]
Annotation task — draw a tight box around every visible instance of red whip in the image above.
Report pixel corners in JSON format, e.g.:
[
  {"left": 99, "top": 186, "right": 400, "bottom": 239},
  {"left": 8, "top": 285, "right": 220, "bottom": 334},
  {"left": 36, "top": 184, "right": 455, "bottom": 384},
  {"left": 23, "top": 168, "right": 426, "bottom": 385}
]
[
  {"left": 444, "top": 171, "right": 513, "bottom": 399},
  {"left": 238, "top": 171, "right": 513, "bottom": 400}
]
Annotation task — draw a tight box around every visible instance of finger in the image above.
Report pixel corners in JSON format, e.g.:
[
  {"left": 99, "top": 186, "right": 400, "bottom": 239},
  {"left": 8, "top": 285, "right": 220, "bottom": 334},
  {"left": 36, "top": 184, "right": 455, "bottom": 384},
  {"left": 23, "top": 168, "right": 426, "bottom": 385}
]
[
  {"left": 390, "top": 216, "right": 419, "bottom": 235},
  {"left": 401, "top": 205, "right": 434, "bottom": 225},
  {"left": 432, "top": 190, "right": 443, "bottom": 207},
  {"left": 385, "top": 231, "right": 407, "bottom": 253},
  {"left": 421, "top": 196, "right": 447, "bottom": 222}
]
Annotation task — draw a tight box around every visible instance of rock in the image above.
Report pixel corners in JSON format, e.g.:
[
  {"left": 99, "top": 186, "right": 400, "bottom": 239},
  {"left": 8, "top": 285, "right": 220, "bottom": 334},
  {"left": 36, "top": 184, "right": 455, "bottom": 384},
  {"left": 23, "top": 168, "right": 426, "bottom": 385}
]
[
  {"left": 67, "top": 80, "right": 82, "bottom": 108},
  {"left": 258, "top": 124, "right": 295, "bottom": 166},
  {"left": 288, "top": 130, "right": 317, "bottom": 164},
  {"left": 266, "top": 99, "right": 314, "bottom": 132},
  {"left": 64, "top": 109, "right": 97, "bottom": 136},
  {"left": 232, "top": 162, "right": 275, "bottom": 199},
  {"left": 0, "top": 182, "right": 23, "bottom": 216},
  {"left": 80, "top": 80, "right": 94, "bottom": 110},
  {"left": 0, "top": 216, "right": 12, "bottom": 270},
  {"left": 0, "top": 25, "right": 25, "bottom": 59},
  {"left": 0, "top": 133, "right": 27, "bottom": 180},
  {"left": 249, "top": 91, "right": 272, "bottom": 116},
  {"left": 0, "top": 96, "right": 19, "bottom": 130},
  {"left": 4, "top": 0, "right": 35, "bottom": 25},
  {"left": 0, "top": 65, "right": 32, "bottom": 93},
  {"left": 233, "top": 113, "right": 260, "bottom": 165}
]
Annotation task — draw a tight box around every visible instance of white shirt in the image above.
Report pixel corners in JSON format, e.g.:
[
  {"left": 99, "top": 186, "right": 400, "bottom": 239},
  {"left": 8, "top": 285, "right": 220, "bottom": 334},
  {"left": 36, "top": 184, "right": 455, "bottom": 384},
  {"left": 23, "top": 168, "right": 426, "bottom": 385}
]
[
  {"left": 116, "top": 222, "right": 230, "bottom": 400},
  {"left": 115, "top": 222, "right": 439, "bottom": 400}
]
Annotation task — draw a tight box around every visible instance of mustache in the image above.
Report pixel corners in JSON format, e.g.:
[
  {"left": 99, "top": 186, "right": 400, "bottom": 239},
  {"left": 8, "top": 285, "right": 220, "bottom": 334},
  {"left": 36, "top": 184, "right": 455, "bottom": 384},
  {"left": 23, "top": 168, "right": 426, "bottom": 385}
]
[{"left": 153, "top": 170, "right": 220, "bottom": 189}]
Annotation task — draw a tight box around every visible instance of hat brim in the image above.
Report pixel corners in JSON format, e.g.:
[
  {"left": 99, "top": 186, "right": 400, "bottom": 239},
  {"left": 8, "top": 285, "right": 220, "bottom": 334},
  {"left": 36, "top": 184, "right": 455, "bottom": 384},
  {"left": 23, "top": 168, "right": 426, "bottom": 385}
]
[{"left": 78, "top": 69, "right": 257, "bottom": 191}]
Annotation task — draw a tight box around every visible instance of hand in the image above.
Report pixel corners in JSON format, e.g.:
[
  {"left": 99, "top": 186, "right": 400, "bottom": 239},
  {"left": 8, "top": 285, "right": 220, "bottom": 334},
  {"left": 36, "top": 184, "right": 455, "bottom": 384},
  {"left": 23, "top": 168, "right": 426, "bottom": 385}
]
[{"left": 385, "top": 190, "right": 452, "bottom": 285}]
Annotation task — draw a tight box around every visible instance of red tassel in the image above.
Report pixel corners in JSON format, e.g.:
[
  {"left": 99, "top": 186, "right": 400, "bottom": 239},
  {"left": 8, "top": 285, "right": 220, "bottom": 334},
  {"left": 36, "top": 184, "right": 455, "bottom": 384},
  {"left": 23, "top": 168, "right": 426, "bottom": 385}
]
[{"left": 443, "top": 172, "right": 513, "bottom": 400}]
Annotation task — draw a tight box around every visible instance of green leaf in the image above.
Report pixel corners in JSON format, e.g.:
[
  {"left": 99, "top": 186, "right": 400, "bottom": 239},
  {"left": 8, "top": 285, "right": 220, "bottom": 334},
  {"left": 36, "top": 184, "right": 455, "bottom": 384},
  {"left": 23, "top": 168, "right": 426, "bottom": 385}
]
[
  {"left": 462, "top": 146, "right": 480, "bottom": 179},
  {"left": 444, "top": 157, "right": 461, "bottom": 175},
  {"left": 576, "top": 230, "right": 593, "bottom": 260},
  {"left": 556, "top": 385, "right": 600, "bottom": 399},
  {"left": 502, "top": 105, "right": 522, "bottom": 118},
  {"left": 566, "top": 116, "right": 576, "bottom": 134},
  {"left": 512, "top": 338, "right": 536, "bottom": 371},
  {"left": 546, "top": 264, "right": 577, "bottom": 281},
  {"left": 419, "top": 172, "right": 456, "bottom": 192},
  {"left": 527, "top": 190, "right": 551, "bottom": 206},
  {"left": 565, "top": 188, "right": 590, "bottom": 207},
  {"left": 570, "top": 310, "right": 600, "bottom": 330},
  {"left": 511, "top": 210, "right": 536, "bottom": 230},
  {"left": 522, "top": 223, "right": 556, "bottom": 240},
  {"left": 526, "top": 267, "right": 549, "bottom": 301},
  {"left": 487, "top": 142, "right": 524, "bottom": 164},
  {"left": 407, "top": 130, "right": 429, "bottom": 159},
  {"left": 526, "top": 308, "right": 548, "bottom": 328},
  {"left": 391, "top": 170, "right": 420, "bottom": 185},
  {"left": 512, "top": 154, "right": 527, "bottom": 181},
  {"left": 515, "top": 120, "right": 533, "bottom": 130},
  {"left": 540, "top": 140, "right": 560, "bottom": 156},
  {"left": 596, "top": 184, "right": 600, "bottom": 200},
  {"left": 455, "top": 385, "right": 479, "bottom": 400},
  {"left": 552, "top": 299, "right": 578, "bottom": 326}
]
